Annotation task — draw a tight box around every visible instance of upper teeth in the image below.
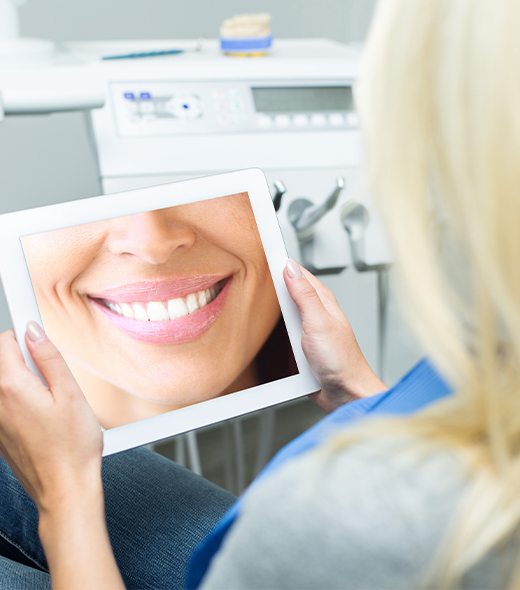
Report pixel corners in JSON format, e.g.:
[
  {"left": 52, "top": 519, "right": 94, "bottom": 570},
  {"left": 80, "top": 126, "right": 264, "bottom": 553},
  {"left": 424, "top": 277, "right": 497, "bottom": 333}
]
[{"left": 104, "top": 286, "right": 218, "bottom": 321}]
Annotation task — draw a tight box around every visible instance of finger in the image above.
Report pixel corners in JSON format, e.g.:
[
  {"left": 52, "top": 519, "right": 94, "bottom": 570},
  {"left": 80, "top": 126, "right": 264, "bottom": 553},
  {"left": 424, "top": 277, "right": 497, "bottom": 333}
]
[
  {"left": 284, "top": 260, "right": 328, "bottom": 329},
  {"left": 0, "top": 331, "right": 45, "bottom": 397},
  {"left": 299, "top": 267, "right": 345, "bottom": 319},
  {"left": 301, "top": 267, "right": 333, "bottom": 302},
  {"left": 0, "top": 331, "right": 27, "bottom": 373},
  {"left": 25, "top": 322, "right": 81, "bottom": 398}
]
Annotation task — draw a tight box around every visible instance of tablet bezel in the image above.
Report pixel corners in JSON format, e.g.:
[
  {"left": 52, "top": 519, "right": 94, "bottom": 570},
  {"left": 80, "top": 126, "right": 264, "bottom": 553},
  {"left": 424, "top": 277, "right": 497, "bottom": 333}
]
[{"left": 0, "top": 168, "right": 319, "bottom": 455}]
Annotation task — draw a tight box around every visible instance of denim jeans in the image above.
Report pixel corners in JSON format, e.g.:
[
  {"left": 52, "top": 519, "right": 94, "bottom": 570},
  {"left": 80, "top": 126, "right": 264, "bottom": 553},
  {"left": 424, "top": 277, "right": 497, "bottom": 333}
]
[{"left": 0, "top": 448, "right": 236, "bottom": 590}]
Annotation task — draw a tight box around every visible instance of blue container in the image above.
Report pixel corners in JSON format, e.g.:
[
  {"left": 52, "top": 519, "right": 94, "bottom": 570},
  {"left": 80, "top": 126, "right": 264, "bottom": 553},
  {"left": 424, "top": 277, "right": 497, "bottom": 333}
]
[{"left": 220, "top": 35, "right": 272, "bottom": 55}]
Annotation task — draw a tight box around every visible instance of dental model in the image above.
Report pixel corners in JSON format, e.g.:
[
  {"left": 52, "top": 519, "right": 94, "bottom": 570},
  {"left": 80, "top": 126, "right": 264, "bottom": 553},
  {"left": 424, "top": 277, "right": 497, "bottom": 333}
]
[{"left": 220, "top": 13, "right": 272, "bottom": 56}]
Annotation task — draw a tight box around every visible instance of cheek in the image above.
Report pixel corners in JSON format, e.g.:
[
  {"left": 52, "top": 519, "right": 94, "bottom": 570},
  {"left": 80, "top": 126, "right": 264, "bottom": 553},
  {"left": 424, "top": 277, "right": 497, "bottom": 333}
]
[
  {"left": 213, "top": 220, "right": 266, "bottom": 269},
  {"left": 23, "top": 241, "right": 61, "bottom": 302},
  {"left": 22, "top": 236, "right": 99, "bottom": 304}
]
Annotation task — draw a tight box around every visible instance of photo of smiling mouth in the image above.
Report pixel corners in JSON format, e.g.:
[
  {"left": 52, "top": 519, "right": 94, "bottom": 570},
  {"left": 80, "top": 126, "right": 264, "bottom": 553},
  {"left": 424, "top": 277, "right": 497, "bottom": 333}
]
[{"left": 88, "top": 276, "right": 231, "bottom": 344}]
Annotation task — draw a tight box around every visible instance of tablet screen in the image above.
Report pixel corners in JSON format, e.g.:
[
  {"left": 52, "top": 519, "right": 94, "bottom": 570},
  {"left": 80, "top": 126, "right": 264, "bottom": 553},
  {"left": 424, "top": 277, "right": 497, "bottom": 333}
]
[{"left": 20, "top": 192, "right": 297, "bottom": 429}]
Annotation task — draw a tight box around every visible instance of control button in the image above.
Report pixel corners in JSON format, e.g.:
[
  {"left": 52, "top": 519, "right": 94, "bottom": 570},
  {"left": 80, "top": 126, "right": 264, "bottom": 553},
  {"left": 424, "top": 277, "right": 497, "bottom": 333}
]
[
  {"left": 230, "top": 101, "right": 244, "bottom": 112},
  {"left": 346, "top": 112, "right": 359, "bottom": 127},
  {"left": 256, "top": 114, "right": 272, "bottom": 128},
  {"left": 212, "top": 89, "right": 225, "bottom": 97},
  {"left": 125, "top": 101, "right": 138, "bottom": 114},
  {"left": 139, "top": 101, "right": 155, "bottom": 114},
  {"left": 165, "top": 95, "right": 202, "bottom": 119},
  {"left": 140, "top": 92, "right": 152, "bottom": 100},
  {"left": 123, "top": 92, "right": 136, "bottom": 101},
  {"left": 274, "top": 114, "right": 291, "bottom": 128},
  {"left": 292, "top": 114, "right": 309, "bottom": 128},
  {"left": 311, "top": 113, "right": 327, "bottom": 126},
  {"left": 329, "top": 113, "right": 346, "bottom": 126}
]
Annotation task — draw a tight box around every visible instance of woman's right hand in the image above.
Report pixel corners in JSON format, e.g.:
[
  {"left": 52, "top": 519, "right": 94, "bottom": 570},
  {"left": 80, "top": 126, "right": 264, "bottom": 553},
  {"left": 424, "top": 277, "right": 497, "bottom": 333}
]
[
  {"left": 0, "top": 323, "right": 125, "bottom": 590},
  {"left": 0, "top": 323, "right": 103, "bottom": 514},
  {"left": 284, "top": 260, "right": 386, "bottom": 412}
]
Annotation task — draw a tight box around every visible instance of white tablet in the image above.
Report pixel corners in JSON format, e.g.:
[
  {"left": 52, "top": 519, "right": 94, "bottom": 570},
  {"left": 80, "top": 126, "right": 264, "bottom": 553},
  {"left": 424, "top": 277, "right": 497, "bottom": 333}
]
[{"left": 0, "top": 168, "right": 319, "bottom": 455}]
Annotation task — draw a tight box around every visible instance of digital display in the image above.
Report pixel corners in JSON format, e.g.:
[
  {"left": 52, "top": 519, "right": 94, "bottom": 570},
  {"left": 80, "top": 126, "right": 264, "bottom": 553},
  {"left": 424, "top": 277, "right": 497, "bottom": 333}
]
[
  {"left": 252, "top": 86, "right": 353, "bottom": 113},
  {"left": 21, "top": 193, "right": 297, "bottom": 430}
]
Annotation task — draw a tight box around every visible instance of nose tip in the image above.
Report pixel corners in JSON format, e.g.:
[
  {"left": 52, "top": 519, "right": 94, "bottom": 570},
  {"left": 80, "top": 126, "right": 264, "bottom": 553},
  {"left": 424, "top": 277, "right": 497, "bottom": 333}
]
[{"left": 107, "top": 211, "right": 196, "bottom": 264}]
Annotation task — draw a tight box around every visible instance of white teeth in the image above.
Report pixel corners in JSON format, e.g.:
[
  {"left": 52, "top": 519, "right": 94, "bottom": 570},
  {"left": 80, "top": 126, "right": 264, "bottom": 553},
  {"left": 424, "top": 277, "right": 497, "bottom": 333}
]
[
  {"left": 198, "top": 290, "right": 207, "bottom": 307},
  {"left": 104, "top": 281, "right": 222, "bottom": 322},
  {"left": 120, "top": 303, "right": 134, "bottom": 319},
  {"left": 132, "top": 302, "right": 148, "bottom": 321},
  {"left": 147, "top": 301, "right": 169, "bottom": 321},
  {"left": 186, "top": 293, "right": 199, "bottom": 314},
  {"left": 168, "top": 297, "right": 189, "bottom": 320}
]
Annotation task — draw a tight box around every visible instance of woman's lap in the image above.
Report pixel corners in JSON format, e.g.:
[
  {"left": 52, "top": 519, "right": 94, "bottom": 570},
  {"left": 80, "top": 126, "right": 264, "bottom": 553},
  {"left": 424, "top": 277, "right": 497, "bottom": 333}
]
[
  {"left": 0, "top": 447, "right": 236, "bottom": 590},
  {"left": 0, "top": 555, "right": 50, "bottom": 590}
]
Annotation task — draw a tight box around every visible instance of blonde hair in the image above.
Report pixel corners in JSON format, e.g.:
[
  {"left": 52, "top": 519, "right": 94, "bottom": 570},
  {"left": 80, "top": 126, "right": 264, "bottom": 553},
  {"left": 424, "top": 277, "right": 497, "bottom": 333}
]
[{"left": 336, "top": 0, "right": 520, "bottom": 586}]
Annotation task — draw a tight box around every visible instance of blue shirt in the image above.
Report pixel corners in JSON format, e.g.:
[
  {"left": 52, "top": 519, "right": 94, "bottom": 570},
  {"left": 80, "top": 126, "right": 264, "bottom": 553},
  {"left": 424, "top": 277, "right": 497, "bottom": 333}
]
[{"left": 186, "top": 359, "right": 451, "bottom": 589}]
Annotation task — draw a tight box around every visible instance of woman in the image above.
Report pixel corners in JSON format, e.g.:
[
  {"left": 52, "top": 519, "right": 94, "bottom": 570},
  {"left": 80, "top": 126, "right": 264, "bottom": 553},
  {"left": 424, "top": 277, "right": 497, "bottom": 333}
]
[
  {"left": 1, "top": 0, "right": 519, "bottom": 588},
  {"left": 22, "top": 192, "right": 296, "bottom": 427}
]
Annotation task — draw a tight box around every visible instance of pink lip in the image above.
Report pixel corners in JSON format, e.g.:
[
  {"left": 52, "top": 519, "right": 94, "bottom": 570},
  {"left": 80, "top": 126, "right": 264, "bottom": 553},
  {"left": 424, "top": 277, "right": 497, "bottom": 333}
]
[
  {"left": 89, "top": 274, "right": 229, "bottom": 304},
  {"left": 90, "top": 277, "right": 232, "bottom": 345}
]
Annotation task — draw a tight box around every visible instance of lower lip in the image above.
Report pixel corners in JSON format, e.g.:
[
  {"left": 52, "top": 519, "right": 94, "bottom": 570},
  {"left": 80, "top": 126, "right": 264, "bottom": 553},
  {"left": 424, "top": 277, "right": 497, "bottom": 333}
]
[{"left": 90, "top": 279, "right": 231, "bottom": 345}]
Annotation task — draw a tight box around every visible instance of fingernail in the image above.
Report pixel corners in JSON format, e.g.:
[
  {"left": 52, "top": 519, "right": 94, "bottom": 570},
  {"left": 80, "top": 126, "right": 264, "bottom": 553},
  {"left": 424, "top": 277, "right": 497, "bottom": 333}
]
[
  {"left": 286, "top": 259, "right": 303, "bottom": 279},
  {"left": 26, "top": 321, "right": 46, "bottom": 343}
]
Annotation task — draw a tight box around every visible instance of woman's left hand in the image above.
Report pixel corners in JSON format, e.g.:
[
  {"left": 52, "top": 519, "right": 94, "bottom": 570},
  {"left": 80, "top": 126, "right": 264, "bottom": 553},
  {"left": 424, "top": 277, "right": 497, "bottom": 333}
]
[
  {"left": 284, "top": 260, "right": 386, "bottom": 412},
  {"left": 0, "top": 322, "right": 103, "bottom": 514}
]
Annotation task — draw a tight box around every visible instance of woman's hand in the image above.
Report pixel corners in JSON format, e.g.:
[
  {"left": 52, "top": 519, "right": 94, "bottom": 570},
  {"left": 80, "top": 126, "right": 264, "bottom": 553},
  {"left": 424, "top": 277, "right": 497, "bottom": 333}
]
[
  {"left": 0, "top": 322, "right": 102, "bottom": 513},
  {"left": 284, "top": 260, "right": 386, "bottom": 412},
  {"left": 0, "top": 323, "right": 125, "bottom": 590}
]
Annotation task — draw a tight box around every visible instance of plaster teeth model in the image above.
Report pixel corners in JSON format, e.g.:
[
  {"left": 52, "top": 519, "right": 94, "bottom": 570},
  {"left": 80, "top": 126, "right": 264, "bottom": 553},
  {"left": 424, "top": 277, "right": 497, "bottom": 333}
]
[
  {"left": 220, "top": 13, "right": 272, "bottom": 56},
  {"left": 220, "top": 13, "right": 271, "bottom": 39}
]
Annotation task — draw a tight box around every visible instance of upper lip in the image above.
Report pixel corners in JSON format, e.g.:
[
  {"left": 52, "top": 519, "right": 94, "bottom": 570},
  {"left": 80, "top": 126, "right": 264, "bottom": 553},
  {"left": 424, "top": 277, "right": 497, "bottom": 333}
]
[{"left": 88, "top": 274, "right": 230, "bottom": 303}]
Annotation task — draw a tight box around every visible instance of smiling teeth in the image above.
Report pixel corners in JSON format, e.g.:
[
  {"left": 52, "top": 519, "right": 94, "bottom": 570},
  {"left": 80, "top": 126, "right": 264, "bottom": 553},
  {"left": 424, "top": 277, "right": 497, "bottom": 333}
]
[
  {"left": 104, "top": 286, "right": 219, "bottom": 321},
  {"left": 147, "top": 301, "right": 170, "bottom": 321}
]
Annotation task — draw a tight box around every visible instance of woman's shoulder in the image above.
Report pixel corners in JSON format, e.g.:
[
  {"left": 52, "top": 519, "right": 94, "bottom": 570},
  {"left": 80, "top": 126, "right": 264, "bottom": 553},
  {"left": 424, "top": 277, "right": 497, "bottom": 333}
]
[
  {"left": 254, "top": 433, "right": 468, "bottom": 546},
  {"left": 251, "top": 433, "right": 468, "bottom": 517},
  {"left": 202, "top": 435, "right": 469, "bottom": 589}
]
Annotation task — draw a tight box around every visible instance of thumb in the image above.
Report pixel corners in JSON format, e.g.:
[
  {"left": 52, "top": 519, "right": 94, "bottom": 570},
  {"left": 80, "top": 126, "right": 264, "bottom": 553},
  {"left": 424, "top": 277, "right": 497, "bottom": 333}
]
[
  {"left": 284, "top": 260, "right": 327, "bottom": 330},
  {"left": 25, "top": 321, "right": 80, "bottom": 397}
]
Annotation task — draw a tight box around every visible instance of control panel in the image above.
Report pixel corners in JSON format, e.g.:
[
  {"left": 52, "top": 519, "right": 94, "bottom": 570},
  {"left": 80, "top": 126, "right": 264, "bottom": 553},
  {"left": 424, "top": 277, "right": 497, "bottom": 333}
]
[{"left": 111, "top": 81, "right": 358, "bottom": 137}]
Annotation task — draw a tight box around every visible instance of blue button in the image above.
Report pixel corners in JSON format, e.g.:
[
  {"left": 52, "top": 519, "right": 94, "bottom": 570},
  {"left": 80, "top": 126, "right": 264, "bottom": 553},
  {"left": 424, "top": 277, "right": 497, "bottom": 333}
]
[
  {"left": 123, "top": 92, "right": 136, "bottom": 100},
  {"left": 140, "top": 92, "right": 152, "bottom": 100},
  {"left": 182, "top": 103, "right": 190, "bottom": 109}
]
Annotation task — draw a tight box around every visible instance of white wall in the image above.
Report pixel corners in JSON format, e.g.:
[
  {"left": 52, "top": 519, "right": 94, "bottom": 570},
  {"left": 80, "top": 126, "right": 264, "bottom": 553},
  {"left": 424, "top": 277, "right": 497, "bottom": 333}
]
[{"left": 19, "top": 0, "right": 377, "bottom": 43}]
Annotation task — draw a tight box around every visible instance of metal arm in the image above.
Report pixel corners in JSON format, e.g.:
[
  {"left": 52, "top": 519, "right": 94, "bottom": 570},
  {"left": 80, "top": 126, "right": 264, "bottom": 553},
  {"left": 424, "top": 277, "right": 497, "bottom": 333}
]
[
  {"left": 272, "top": 179, "right": 287, "bottom": 212},
  {"left": 287, "top": 176, "right": 346, "bottom": 275},
  {"left": 341, "top": 201, "right": 388, "bottom": 272},
  {"left": 341, "top": 201, "right": 390, "bottom": 378},
  {"left": 288, "top": 176, "right": 345, "bottom": 241}
]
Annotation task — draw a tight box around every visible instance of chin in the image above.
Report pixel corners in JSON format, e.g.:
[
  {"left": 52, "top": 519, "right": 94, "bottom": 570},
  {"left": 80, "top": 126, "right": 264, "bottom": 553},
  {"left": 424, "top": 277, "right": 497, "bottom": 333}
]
[{"left": 121, "top": 377, "right": 230, "bottom": 408}]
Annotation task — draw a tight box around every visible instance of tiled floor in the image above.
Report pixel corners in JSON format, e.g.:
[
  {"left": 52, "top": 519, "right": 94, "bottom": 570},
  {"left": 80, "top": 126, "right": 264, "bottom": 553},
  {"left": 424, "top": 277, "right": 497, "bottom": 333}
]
[{"left": 155, "top": 397, "right": 325, "bottom": 493}]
